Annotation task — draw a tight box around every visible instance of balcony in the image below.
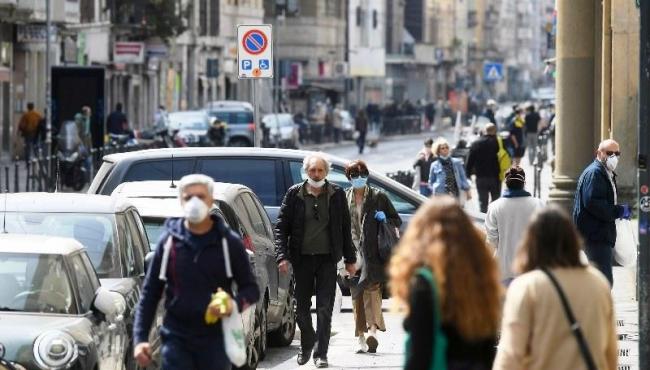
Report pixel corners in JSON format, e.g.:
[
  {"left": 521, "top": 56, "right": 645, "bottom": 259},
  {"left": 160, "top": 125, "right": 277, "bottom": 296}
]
[{"left": 15, "top": 0, "right": 79, "bottom": 24}]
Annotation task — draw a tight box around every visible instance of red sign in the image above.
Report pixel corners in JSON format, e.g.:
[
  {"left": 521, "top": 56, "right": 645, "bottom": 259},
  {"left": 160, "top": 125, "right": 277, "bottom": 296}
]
[{"left": 241, "top": 30, "right": 268, "bottom": 55}]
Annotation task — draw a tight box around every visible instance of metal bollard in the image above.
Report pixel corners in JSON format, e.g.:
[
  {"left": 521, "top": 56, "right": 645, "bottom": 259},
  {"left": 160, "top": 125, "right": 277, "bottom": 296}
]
[
  {"left": 4, "top": 166, "right": 9, "bottom": 192},
  {"left": 25, "top": 161, "right": 30, "bottom": 192},
  {"left": 14, "top": 162, "right": 19, "bottom": 193}
]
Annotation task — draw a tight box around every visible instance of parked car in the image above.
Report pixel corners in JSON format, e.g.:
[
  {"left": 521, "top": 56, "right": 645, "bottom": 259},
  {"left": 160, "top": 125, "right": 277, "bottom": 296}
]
[
  {"left": 112, "top": 180, "right": 297, "bottom": 367},
  {"left": 168, "top": 110, "right": 211, "bottom": 146},
  {"left": 0, "top": 233, "right": 128, "bottom": 370},
  {"left": 339, "top": 110, "right": 355, "bottom": 140},
  {"left": 0, "top": 193, "right": 159, "bottom": 370},
  {"left": 262, "top": 114, "right": 300, "bottom": 148},
  {"left": 206, "top": 101, "right": 255, "bottom": 147}
]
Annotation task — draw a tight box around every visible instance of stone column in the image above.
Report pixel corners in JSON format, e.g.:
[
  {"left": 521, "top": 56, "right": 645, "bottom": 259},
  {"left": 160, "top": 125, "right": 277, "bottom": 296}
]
[
  {"left": 610, "top": 0, "right": 639, "bottom": 205},
  {"left": 549, "top": 0, "right": 598, "bottom": 210}
]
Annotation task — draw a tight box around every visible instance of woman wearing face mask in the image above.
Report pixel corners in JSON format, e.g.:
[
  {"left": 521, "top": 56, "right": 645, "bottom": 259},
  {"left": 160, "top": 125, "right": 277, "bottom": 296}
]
[
  {"left": 344, "top": 160, "right": 401, "bottom": 354},
  {"left": 428, "top": 138, "right": 472, "bottom": 202}
]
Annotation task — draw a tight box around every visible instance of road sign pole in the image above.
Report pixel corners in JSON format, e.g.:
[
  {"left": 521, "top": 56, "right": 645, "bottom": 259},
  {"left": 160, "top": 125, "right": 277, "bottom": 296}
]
[
  {"left": 253, "top": 79, "right": 261, "bottom": 147},
  {"left": 639, "top": 0, "right": 650, "bottom": 366}
]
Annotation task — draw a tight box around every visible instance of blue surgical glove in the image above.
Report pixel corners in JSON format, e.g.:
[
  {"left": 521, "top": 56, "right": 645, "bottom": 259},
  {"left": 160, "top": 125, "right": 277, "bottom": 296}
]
[
  {"left": 374, "top": 211, "right": 386, "bottom": 222},
  {"left": 621, "top": 204, "right": 632, "bottom": 220}
]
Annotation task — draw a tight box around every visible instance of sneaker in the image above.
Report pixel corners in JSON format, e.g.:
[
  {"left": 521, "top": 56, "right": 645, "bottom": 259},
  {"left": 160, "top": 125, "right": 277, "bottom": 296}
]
[
  {"left": 356, "top": 335, "right": 369, "bottom": 353},
  {"left": 366, "top": 335, "right": 378, "bottom": 353},
  {"left": 314, "top": 357, "right": 329, "bottom": 368}
]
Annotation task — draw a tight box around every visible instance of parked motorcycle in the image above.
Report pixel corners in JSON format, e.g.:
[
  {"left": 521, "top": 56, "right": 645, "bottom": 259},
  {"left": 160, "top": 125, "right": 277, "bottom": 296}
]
[{"left": 56, "top": 120, "right": 87, "bottom": 191}]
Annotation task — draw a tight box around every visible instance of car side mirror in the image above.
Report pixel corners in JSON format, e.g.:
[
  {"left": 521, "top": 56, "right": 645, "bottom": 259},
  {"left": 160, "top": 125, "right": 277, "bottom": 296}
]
[
  {"left": 144, "top": 251, "right": 155, "bottom": 272},
  {"left": 94, "top": 287, "right": 126, "bottom": 322}
]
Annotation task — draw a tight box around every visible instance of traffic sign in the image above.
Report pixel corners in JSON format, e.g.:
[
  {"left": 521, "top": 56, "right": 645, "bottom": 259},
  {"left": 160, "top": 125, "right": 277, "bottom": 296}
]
[
  {"left": 238, "top": 24, "right": 273, "bottom": 79},
  {"left": 483, "top": 62, "right": 504, "bottom": 82}
]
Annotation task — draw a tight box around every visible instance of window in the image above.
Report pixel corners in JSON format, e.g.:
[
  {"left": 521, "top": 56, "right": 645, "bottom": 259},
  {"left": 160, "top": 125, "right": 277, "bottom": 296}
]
[
  {"left": 234, "top": 196, "right": 255, "bottom": 233},
  {"left": 208, "top": 110, "right": 253, "bottom": 125},
  {"left": 142, "top": 217, "right": 167, "bottom": 251},
  {"left": 289, "top": 161, "right": 351, "bottom": 189},
  {"left": 123, "top": 159, "right": 195, "bottom": 183},
  {"left": 4, "top": 212, "right": 119, "bottom": 278},
  {"left": 71, "top": 255, "right": 96, "bottom": 313},
  {"left": 217, "top": 200, "right": 246, "bottom": 238},
  {"left": 80, "top": 253, "right": 100, "bottom": 289},
  {"left": 117, "top": 215, "right": 139, "bottom": 277},
  {"left": 242, "top": 193, "right": 271, "bottom": 238},
  {"left": 199, "top": 0, "right": 208, "bottom": 35},
  {"left": 126, "top": 212, "right": 146, "bottom": 275},
  {"left": 368, "top": 180, "right": 418, "bottom": 214},
  {"left": 198, "top": 159, "right": 278, "bottom": 205},
  {"left": 209, "top": 0, "right": 220, "bottom": 36}
]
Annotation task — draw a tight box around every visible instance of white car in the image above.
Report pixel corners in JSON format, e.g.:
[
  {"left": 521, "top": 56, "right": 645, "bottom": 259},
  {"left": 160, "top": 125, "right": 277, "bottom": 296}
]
[
  {"left": 262, "top": 113, "right": 300, "bottom": 148},
  {"left": 168, "top": 110, "right": 211, "bottom": 146},
  {"left": 340, "top": 110, "right": 355, "bottom": 140}
]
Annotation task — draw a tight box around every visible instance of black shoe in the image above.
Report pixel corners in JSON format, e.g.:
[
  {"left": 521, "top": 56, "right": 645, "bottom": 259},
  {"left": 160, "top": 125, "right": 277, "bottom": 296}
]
[
  {"left": 366, "top": 335, "right": 378, "bottom": 353},
  {"left": 297, "top": 346, "right": 313, "bottom": 365},
  {"left": 314, "top": 357, "right": 328, "bottom": 368}
]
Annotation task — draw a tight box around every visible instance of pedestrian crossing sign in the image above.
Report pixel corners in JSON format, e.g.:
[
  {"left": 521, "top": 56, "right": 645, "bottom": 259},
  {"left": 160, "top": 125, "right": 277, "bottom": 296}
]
[{"left": 484, "top": 62, "right": 504, "bottom": 82}]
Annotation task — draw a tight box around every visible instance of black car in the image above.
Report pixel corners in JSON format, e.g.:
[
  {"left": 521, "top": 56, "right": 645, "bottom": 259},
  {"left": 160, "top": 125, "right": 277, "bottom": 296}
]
[
  {"left": 0, "top": 234, "right": 128, "bottom": 370},
  {"left": 112, "top": 181, "right": 297, "bottom": 369},
  {"left": 0, "top": 193, "right": 160, "bottom": 370}
]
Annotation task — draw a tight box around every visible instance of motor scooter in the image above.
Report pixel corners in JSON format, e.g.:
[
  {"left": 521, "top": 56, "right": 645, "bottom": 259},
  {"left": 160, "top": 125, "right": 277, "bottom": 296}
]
[{"left": 56, "top": 120, "right": 87, "bottom": 191}]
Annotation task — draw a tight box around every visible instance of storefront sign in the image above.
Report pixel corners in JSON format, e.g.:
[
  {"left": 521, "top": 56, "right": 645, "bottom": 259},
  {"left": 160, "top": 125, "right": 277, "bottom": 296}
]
[
  {"left": 17, "top": 25, "right": 58, "bottom": 43},
  {"left": 113, "top": 42, "right": 144, "bottom": 64}
]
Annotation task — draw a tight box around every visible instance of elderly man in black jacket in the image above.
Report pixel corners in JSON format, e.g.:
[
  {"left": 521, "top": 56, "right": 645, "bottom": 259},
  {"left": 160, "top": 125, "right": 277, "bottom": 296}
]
[
  {"left": 466, "top": 123, "right": 501, "bottom": 212},
  {"left": 275, "top": 153, "right": 357, "bottom": 368}
]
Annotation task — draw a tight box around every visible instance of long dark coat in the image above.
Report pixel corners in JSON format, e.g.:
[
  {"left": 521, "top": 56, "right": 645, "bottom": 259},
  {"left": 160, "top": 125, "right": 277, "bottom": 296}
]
[{"left": 346, "top": 186, "right": 401, "bottom": 297}]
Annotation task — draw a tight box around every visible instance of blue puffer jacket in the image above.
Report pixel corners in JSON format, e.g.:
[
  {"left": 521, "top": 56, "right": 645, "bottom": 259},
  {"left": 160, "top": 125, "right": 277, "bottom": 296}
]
[
  {"left": 134, "top": 214, "right": 259, "bottom": 345},
  {"left": 428, "top": 157, "right": 471, "bottom": 195},
  {"left": 573, "top": 160, "right": 622, "bottom": 246}
]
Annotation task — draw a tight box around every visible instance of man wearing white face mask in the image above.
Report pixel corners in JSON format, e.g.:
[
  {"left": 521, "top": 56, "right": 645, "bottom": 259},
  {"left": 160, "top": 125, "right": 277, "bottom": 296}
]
[
  {"left": 133, "top": 174, "right": 259, "bottom": 370},
  {"left": 275, "top": 153, "right": 357, "bottom": 368},
  {"left": 573, "top": 139, "right": 631, "bottom": 286}
]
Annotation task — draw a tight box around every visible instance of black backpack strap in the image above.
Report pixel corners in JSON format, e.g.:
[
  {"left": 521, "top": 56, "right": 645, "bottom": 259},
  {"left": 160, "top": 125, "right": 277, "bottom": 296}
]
[{"left": 541, "top": 268, "right": 598, "bottom": 370}]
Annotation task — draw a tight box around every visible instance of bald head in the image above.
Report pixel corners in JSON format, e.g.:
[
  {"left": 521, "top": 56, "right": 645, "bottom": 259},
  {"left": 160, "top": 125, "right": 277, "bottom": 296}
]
[{"left": 596, "top": 139, "right": 620, "bottom": 161}]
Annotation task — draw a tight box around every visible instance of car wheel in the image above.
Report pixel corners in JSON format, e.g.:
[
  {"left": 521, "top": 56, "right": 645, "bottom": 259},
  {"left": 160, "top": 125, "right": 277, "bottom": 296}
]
[
  {"left": 258, "top": 299, "right": 268, "bottom": 361},
  {"left": 268, "top": 280, "right": 297, "bottom": 347},
  {"left": 229, "top": 138, "right": 251, "bottom": 147}
]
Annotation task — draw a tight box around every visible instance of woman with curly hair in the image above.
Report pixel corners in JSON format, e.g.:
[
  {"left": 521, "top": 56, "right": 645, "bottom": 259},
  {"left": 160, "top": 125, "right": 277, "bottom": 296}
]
[{"left": 389, "top": 196, "right": 502, "bottom": 369}]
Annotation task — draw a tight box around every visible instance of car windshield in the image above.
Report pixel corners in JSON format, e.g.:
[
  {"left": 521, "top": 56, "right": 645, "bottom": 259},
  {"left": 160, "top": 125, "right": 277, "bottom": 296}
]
[
  {"left": 142, "top": 217, "right": 166, "bottom": 251},
  {"left": 209, "top": 111, "right": 254, "bottom": 124},
  {"left": 4, "top": 213, "right": 119, "bottom": 279},
  {"left": 0, "top": 253, "right": 76, "bottom": 314}
]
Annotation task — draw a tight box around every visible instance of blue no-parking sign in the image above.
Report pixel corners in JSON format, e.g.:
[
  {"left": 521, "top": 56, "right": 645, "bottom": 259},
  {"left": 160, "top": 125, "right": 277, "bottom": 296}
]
[{"left": 238, "top": 25, "right": 273, "bottom": 79}]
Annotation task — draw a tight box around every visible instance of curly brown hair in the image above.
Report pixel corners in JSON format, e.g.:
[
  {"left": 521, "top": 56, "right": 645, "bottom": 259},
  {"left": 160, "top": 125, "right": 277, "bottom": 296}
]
[
  {"left": 389, "top": 196, "right": 502, "bottom": 340},
  {"left": 344, "top": 159, "right": 370, "bottom": 179}
]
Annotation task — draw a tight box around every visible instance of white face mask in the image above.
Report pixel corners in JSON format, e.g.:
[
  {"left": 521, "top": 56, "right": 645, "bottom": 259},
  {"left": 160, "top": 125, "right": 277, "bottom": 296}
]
[
  {"left": 605, "top": 155, "right": 619, "bottom": 171},
  {"left": 183, "top": 196, "right": 209, "bottom": 224},
  {"left": 307, "top": 178, "right": 326, "bottom": 188}
]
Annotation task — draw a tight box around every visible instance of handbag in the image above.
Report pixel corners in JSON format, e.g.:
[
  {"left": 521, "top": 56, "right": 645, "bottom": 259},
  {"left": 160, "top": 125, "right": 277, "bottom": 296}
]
[
  {"left": 220, "top": 237, "right": 248, "bottom": 367},
  {"left": 378, "top": 219, "right": 399, "bottom": 262},
  {"left": 404, "top": 267, "right": 447, "bottom": 370},
  {"left": 497, "top": 136, "right": 512, "bottom": 182},
  {"left": 541, "top": 268, "right": 597, "bottom": 370}
]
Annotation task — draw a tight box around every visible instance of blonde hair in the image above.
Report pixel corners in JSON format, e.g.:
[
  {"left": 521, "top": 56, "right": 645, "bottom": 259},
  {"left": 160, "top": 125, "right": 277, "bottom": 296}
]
[
  {"left": 432, "top": 137, "right": 450, "bottom": 156},
  {"left": 389, "top": 196, "right": 502, "bottom": 340}
]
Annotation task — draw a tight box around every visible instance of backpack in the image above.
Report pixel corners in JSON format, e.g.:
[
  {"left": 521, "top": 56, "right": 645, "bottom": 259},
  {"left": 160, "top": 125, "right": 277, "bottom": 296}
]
[
  {"left": 497, "top": 136, "right": 512, "bottom": 182},
  {"left": 404, "top": 267, "right": 447, "bottom": 370}
]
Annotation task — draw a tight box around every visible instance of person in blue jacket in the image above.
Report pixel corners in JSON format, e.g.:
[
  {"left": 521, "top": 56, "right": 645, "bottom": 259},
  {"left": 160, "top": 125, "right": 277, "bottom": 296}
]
[
  {"left": 429, "top": 138, "right": 472, "bottom": 202},
  {"left": 133, "top": 174, "right": 260, "bottom": 369},
  {"left": 573, "top": 139, "right": 631, "bottom": 286}
]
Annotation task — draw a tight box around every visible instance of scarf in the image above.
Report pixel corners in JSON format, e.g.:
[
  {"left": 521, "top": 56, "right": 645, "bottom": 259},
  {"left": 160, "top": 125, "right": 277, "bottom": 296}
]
[
  {"left": 502, "top": 188, "right": 531, "bottom": 198},
  {"left": 439, "top": 158, "right": 459, "bottom": 197}
]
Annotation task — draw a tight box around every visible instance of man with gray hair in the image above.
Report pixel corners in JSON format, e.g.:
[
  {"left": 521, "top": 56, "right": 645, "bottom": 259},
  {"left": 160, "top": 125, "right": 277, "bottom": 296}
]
[
  {"left": 275, "top": 153, "right": 357, "bottom": 368},
  {"left": 134, "top": 174, "right": 259, "bottom": 369},
  {"left": 573, "top": 139, "right": 631, "bottom": 286}
]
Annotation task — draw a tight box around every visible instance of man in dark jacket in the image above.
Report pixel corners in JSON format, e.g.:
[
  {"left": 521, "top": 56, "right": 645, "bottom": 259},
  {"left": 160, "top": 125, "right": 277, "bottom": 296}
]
[
  {"left": 466, "top": 123, "right": 501, "bottom": 212},
  {"left": 133, "top": 174, "right": 259, "bottom": 369},
  {"left": 275, "top": 153, "right": 357, "bottom": 368},
  {"left": 107, "top": 102, "right": 128, "bottom": 135},
  {"left": 573, "top": 139, "right": 630, "bottom": 286},
  {"left": 524, "top": 104, "right": 541, "bottom": 165}
]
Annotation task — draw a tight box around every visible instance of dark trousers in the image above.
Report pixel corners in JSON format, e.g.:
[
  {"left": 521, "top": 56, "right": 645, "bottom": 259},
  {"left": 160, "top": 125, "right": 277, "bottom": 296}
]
[
  {"left": 160, "top": 327, "right": 231, "bottom": 370},
  {"left": 476, "top": 177, "right": 501, "bottom": 213},
  {"left": 585, "top": 243, "right": 613, "bottom": 287},
  {"left": 357, "top": 131, "right": 367, "bottom": 154},
  {"left": 295, "top": 254, "right": 337, "bottom": 359}
]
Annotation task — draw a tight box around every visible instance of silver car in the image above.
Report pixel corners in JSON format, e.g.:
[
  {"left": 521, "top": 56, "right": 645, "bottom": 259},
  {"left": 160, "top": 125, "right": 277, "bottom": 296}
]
[
  {"left": 168, "top": 110, "right": 211, "bottom": 146},
  {"left": 206, "top": 101, "right": 255, "bottom": 147}
]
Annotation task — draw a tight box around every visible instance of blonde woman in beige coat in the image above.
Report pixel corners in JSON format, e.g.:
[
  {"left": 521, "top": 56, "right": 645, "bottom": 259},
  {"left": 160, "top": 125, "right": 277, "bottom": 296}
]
[{"left": 493, "top": 205, "right": 617, "bottom": 370}]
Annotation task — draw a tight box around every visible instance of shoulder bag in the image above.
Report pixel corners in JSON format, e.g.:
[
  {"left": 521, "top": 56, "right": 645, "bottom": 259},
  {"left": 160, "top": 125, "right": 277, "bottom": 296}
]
[
  {"left": 541, "top": 268, "right": 597, "bottom": 370},
  {"left": 497, "top": 136, "right": 512, "bottom": 182}
]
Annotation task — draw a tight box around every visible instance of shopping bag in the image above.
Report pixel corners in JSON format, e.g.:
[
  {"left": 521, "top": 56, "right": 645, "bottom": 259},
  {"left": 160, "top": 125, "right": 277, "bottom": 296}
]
[
  {"left": 221, "top": 237, "right": 248, "bottom": 366},
  {"left": 222, "top": 303, "right": 247, "bottom": 366},
  {"left": 614, "top": 219, "right": 638, "bottom": 267},
  {"left": 497, "top": 136, "right": 512, "bottom": 182}
]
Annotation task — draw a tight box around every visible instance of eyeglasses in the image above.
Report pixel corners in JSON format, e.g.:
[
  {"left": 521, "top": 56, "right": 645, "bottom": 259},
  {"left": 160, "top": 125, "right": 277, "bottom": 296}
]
[
  {"left": 312, "top": 203, "right": 320, "bottom": 221},
  {"left": 606, "top": 151, "right": 621, "bottom": 157}
]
